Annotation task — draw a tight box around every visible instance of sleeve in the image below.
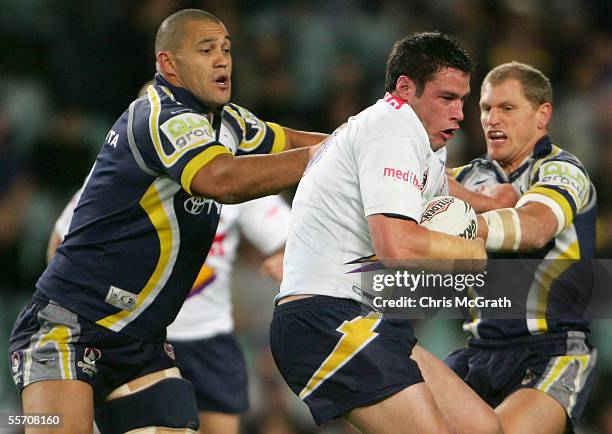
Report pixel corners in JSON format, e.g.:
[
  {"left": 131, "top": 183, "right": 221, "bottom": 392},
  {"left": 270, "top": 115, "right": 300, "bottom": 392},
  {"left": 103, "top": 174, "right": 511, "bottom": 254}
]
[
  {"left": 237, "top": 195, "right": 291, "bottom": 255},
  {"left": 518, "top": 159, "right": 591, "bottom": 233},
  {"left": 54, "top": 188, "right": 83, "bottom": 241},
  {"left": 134, "top": 86, "right": 232, "bottom": 195},
  {"left": 356, "top": 135, "right": 425, "bottom": 220},
  {"left": 448, "top": 164, "right": 474, "bottom": 182},
  {"left": 224, "top": 104, "right": 286, "bottom": 156}
]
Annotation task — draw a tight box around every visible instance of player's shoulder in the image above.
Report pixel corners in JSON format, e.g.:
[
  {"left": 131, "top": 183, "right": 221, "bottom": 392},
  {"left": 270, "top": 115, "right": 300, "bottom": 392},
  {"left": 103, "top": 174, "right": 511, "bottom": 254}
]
[
  {"left": 450, "top": 156, "right": 490, "bottom": 182},
  {"left": 530, "top": 140, "right": 591, "bottom": 183},
  {"left": 349, "top": 100, "right": 425, "bottom": 146}
]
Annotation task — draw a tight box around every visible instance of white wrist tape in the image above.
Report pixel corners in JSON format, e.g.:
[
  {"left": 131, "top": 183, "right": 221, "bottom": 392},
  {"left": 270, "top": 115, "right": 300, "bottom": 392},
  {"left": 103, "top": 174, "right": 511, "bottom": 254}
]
[{"left": 481, "top": 208, "right": 522, "bottom": 251}]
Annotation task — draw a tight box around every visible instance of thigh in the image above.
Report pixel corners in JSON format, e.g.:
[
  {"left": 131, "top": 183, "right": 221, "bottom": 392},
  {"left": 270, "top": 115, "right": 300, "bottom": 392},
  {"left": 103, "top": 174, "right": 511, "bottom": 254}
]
[
  {"left": 346, "top": 382, "right": 450, "bottom": 434},
  {"left": 413, "top": 345, "right": 501, "bottom": 434},
  {"left": 496, "top": 388, "right": 567, "bottom": 434},
  {"left": 198, "top": 411, "right": 239, "bottom": 434},
  {"left": 22, "top": 379, "right": 93, "bottom": 434}
]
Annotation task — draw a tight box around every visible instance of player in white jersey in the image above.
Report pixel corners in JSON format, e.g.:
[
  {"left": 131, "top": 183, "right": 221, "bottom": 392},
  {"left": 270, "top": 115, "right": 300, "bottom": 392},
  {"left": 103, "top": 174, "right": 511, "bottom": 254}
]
[
  {"left": 49, "top": 189, "right": 290, "bottom": 434},
  {"left": 270, "top": 33, "right": 502, "bottom": 434}
]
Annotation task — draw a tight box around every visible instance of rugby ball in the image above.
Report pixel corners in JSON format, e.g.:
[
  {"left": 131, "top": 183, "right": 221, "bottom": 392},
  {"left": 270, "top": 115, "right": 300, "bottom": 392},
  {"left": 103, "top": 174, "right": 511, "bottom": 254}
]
[{"left": 420, "top": 196, "right": 477, "bottom": 239}]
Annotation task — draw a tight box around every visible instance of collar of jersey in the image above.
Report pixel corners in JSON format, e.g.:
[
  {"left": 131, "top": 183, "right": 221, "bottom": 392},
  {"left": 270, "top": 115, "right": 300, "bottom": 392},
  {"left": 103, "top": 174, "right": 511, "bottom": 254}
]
[
  {"left": 475, "top": 135, "right": 553, "bottom": 183},
  {"left": 154, "top": 73, "right": 221, "bottom": 114}
]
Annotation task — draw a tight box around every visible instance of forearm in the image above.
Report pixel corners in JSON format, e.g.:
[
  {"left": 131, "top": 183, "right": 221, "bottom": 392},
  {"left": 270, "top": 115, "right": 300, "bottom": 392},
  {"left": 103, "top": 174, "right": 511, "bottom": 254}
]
[
  {"left": 368, "top": 215, "right": 486, "bottom": 272},
  {"left": 479, "top": 202, "right": 557, "bottom": 252},
  {"left": 283, "top": 127, "right": 328, "bottom": 149},
  {"left": 191, "top": 148, "right": 310, "bottom": 204}
]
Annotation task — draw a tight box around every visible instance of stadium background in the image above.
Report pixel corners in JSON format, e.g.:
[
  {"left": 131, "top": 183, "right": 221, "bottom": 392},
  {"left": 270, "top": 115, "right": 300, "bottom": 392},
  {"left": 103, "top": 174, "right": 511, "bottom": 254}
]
[{"left": 0, "top": 0, "right": 609, "bottom": 432}]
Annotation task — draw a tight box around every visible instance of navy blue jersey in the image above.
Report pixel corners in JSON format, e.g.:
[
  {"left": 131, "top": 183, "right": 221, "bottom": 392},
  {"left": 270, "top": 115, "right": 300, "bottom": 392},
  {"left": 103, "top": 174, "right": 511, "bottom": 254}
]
[
  {"left": 451, "top": 136, "right": 596, "bottom": 339},
  {"left": 37, "top": 74, "right": 285, "bottom": 341}
]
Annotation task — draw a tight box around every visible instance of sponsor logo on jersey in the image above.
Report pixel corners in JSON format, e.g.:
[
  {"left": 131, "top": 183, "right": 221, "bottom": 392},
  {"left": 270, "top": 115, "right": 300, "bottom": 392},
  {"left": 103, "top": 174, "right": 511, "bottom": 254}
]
[
  {"left": 105, "top": 285, "right": 137, "bottom": 311},
  {"left": 419, "top": 197, "right": 455, "bottom": 223},
  {"left": 78, "top": 348, "right": 101, "bottom": 377},
  {"left": 383, "top": 167, "right": 424, "bottom": 191},
  {"left": 184, "top": 196, "right": 221, "bottom": 215},
  {"left": 539, "top": 161, "right": 588, "bottom": 203},
  {"left": 161, "top": 113, "right": 214, "bottom": 151}
]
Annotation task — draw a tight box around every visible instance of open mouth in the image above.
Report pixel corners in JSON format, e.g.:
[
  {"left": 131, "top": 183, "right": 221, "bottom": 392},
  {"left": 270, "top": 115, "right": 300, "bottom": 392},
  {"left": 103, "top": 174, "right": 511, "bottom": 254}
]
[
  {"left": 440, "top": 128, "right": 456, "bottom": 140},
  {"left": 487, "top": 130, "right": 507, "bottom": 144},
  {"left": 214, "top": 76, "right": 230, "bottom": 89}
]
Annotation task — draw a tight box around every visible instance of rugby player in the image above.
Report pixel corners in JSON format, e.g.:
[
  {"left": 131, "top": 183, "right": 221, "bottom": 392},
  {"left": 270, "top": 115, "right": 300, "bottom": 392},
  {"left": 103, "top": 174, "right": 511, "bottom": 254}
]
[
  {"left": 47, "top": 189, "right": 290, "bottom": 434},
  {"left": 447, "top": 62, "right": 597, "bottom": 434},
  {"left": 9, "top": 9, "right": 324, "bottom": 434},
  {"left": 270, "top": 33, "right": 502, "bottom": 434}
]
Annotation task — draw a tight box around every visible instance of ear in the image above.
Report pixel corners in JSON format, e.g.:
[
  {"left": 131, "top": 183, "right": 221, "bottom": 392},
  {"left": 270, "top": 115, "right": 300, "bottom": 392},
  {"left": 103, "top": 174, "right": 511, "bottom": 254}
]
[
  {"left": 395, "top": 75, "right": 418, "bottom": 102},
  {"left": 156, "top": 51, "right": 179, "bottom": 82},
  {"left": 536, "top": 102, "right": 552, "bottom": 130}
]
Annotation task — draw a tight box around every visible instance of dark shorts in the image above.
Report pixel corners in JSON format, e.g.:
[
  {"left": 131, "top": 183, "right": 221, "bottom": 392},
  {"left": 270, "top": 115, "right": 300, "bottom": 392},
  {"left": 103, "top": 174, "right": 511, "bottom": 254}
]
[
  {"left": 444, "top": 331, "right": 597, "bottom": 427},
  {"left": 270, "top": 296, "right": 423, "bottom": 425},
  {"left": 9, "top": 295, "right": 177, "bottom": 406},
  {"left": 169, "top": 334, "right": 248, "bottom": 414}
]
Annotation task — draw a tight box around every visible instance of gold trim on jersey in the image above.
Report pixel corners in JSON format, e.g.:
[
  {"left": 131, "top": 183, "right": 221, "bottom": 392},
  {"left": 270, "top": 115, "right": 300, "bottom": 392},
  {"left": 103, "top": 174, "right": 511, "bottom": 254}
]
[
  {"left": 266, "top": 122, "right": 287, "bottom": 153},
  {"left": 526, "top": 227, "right": 580, "bottom": 334},
  {"left": 528, "top": 144, "right": 563, "bottom": 181},
  {"left": 223, "top": 105, "right": 246, "bottom": 132},
  {"left": 225, "top": 104, "right": 271, "bottom": 153},
  {"left": 180, "top": 145, "right": 232, "bottom": 195},
  {"left": 526, "top": 186, "right": 573, "bottom": 228},
  {"left": 147, "top": 87, "right": 216, "bottom": 167},
  {"left": 96, "top": 178, "right": 181, "bottom": 332},
  {"left": 298, "top": 313, "right": 381, "bottom": 400}
]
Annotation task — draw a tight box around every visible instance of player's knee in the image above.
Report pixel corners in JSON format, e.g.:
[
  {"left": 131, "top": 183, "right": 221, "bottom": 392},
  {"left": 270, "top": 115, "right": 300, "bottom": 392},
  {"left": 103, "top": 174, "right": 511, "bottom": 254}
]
[
  {"left": 469, "top": 412, "right": 503, "bottom": 434},
  {"left": 95, "top": 377, "right": 199, "bottom": 433}
]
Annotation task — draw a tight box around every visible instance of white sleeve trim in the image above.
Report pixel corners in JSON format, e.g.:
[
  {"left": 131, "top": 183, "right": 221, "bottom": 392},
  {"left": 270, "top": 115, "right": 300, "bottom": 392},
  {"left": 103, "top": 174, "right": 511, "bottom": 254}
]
[{"left": 517, "top": 193, "right": 565, "bottom": 235}]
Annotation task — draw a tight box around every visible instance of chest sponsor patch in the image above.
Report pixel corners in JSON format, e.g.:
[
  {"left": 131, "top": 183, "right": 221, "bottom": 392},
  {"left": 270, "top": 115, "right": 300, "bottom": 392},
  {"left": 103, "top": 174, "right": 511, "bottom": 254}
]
[
  {"left": 383, "top": 167, "right": 424, "bottom": 191},
  {"left": 160, "top": 112, "right": 215, "bottom": 152}
]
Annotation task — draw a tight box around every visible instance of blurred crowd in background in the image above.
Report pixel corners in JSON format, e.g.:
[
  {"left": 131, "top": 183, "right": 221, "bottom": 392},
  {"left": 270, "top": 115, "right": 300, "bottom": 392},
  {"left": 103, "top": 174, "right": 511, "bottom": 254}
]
[{"left": 0, "top": 0, "right": 610, "bottom": 433}]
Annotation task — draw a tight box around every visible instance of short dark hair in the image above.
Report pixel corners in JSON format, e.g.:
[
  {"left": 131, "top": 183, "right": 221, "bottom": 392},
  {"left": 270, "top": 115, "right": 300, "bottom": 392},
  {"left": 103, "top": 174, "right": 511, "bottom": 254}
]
[
  {"left": 385, "top": 32, "right": 474, "bottom": 95},
  {"left": 155, "top": 9, "right": 222, "bottom": 54},
  {"left": 483, "top": 61, "right": 553, "bottom": 107}
]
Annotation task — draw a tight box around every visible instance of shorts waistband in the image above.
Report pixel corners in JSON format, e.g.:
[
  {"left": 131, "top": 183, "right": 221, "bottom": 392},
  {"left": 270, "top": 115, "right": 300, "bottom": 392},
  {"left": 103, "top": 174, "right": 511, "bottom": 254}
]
[
  {"left": 273, "top": 295, "right": 361, "bottom": 316},
  {"left": 468, "top": 331, "right": 589, "bottom": 348}
]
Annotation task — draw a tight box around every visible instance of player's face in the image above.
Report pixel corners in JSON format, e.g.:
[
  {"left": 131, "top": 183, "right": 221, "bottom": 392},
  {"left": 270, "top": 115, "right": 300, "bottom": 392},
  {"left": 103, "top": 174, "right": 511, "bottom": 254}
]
[
  {"left": 173, "top": 19, "right": 232, "bottom": 108},
  {"left": 411, "top": 67, "right": 470, "bottom": 151},
  {"left": 480, "top": 79, "right": 548, "bottom": 167}
]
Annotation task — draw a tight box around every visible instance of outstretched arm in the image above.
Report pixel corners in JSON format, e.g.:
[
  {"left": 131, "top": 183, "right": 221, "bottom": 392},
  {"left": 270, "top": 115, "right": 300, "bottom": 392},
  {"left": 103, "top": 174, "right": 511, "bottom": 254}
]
[
  {"left": 191, "top": 147, "right": 317, "bottom": 204},
  {"left": 448, "top": 176, "right": 518, "bottom": 213},
  {"left": 282, "top": 127, "right": 328, "bottom": 149}
]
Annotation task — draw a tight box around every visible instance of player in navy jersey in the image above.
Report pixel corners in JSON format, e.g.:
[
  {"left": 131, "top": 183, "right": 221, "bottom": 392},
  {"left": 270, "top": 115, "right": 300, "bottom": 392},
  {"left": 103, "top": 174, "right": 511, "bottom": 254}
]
[
  {"left": 8, "top": 9, "right": 325, "bottom": 434},
  {"left": 447, "top": 62, "right": 597, "bottom": 434}
]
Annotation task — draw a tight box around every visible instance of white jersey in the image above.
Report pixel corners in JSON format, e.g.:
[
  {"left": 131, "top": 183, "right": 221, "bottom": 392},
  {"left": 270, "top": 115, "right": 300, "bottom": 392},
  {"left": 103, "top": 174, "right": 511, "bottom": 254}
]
[
  {"left": 277, "top": 93, "right": 447, "bottom": 304},
  {"left": 55, "top": 192, "right": 290, "bottom": 340}
]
